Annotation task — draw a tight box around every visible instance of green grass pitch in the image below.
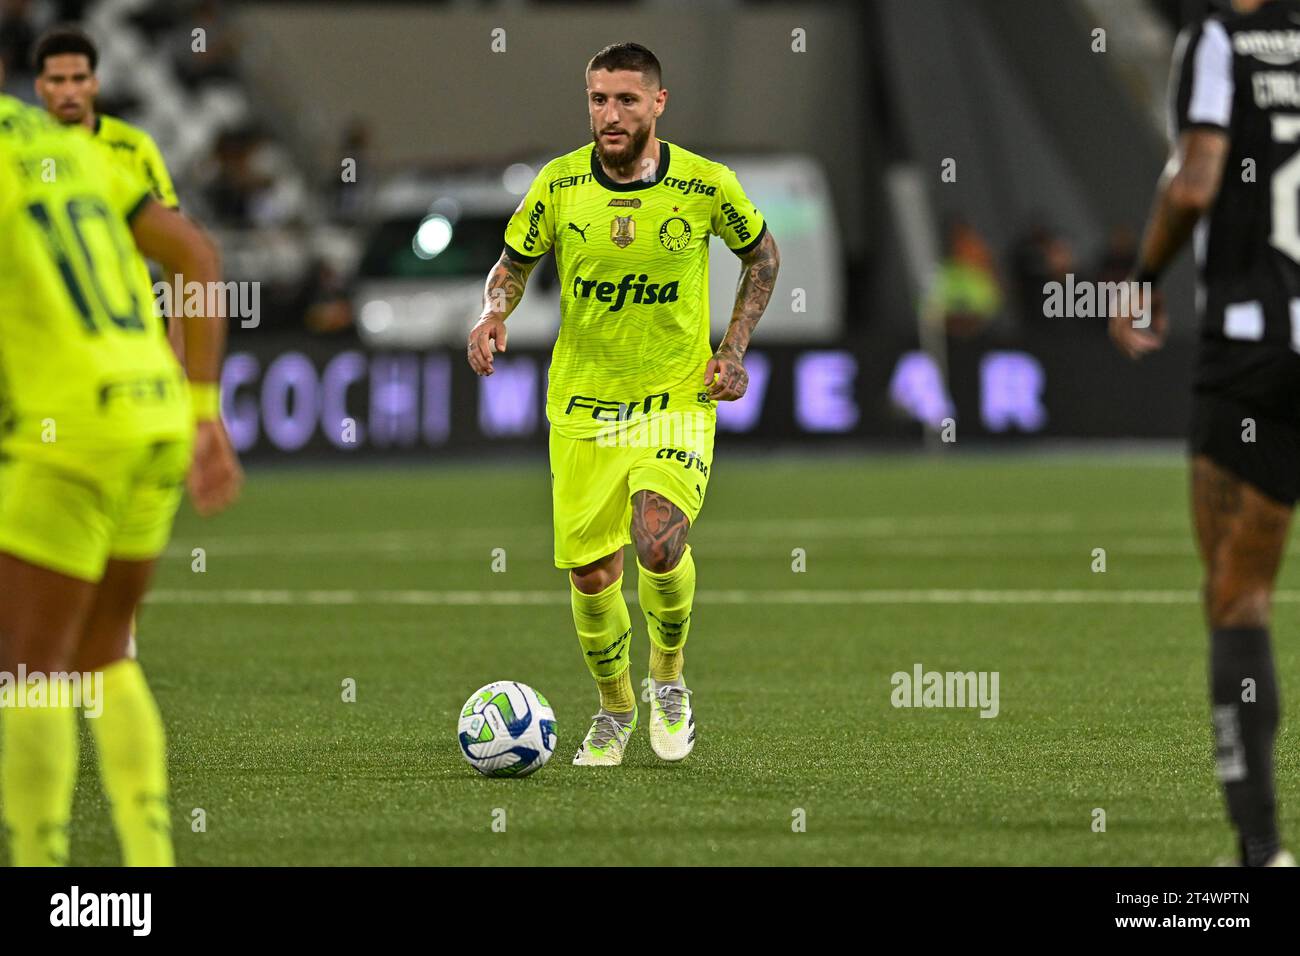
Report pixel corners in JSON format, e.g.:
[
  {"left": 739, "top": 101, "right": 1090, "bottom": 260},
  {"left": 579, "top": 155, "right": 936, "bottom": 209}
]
[{"left": 6, "top": 450, "right": 1298, "bottom": 865}]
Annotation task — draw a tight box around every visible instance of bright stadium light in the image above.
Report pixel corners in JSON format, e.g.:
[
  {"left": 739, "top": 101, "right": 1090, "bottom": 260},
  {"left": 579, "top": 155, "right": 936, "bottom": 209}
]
[
  {"left": 359, "top": 298, "right": 394, "bottom": 334},
  {"left": 502, "top": 162, "right": 534, "bottom": 195},
  {"left": 412, "top": 214, "right": 453, "bottom": 260}
]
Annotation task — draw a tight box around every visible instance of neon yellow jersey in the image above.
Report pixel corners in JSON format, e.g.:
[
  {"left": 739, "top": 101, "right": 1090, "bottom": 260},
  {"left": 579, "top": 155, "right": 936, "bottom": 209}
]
[
  {"left": 92, "top": 113, "right": 179, "bottom": 209},
  {"left": 0, "top": 95, "right": 189, "bottom": 454},
  {"left": 89, "top": 115, "right": 179, "bottom": 330},
  {"left": 503, "top": 139, "right": 767, "bottom": 440}
]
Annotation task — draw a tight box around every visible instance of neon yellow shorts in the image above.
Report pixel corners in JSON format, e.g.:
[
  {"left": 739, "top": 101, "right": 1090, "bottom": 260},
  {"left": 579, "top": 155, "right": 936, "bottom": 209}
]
[
  {"left": 549, "top": 415, "right": 716, "bottom": 569},
  {"left": 0, "top": 438, "right": 192, "bottom": 582}
]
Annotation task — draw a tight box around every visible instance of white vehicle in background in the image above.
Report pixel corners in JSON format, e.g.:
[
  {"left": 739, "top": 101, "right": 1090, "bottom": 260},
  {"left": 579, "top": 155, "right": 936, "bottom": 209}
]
[{"left": 353, "top": 155, "right": 842, "bottom": 349}]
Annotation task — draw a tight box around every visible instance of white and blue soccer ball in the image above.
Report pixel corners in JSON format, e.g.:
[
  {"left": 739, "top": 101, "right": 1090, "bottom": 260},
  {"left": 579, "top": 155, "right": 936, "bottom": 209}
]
[{"left": 458, "top": 681, "right": 557, "bottom": 778}]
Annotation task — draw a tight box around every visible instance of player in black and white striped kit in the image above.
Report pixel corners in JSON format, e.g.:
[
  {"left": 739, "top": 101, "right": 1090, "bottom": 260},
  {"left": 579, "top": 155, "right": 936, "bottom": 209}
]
[{"left": 1110, "top": 0, "right": 1298, "bottom": 866}]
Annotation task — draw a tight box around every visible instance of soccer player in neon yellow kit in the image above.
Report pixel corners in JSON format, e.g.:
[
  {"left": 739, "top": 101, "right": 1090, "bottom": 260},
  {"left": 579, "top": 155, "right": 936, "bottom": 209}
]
[
  {"left": 0, "top": 90, "right": 242, "bottom": 865},
  {"left": 33, "top": 27, "right": 180, "bottom": 212},
  {"left": 469, "top": 43, "right": 780, "bottom": 766},
  {"left": 33, "top": 26, "right": 194, "bottom": 657}
]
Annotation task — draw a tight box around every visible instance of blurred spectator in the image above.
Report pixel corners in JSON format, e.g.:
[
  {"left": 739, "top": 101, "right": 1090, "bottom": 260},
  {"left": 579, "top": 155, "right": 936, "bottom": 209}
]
[
  {"left": 170, "top": 0, "right": 240, "bottom": 91},
  {"left": 1093, "top": 224, "right": 1138, "bottom": 286},
  {"left": 300, "top": 260, "right": 356, "bottom": 337},
  {"left": 0, "top": 0, "right": 37, "bottom": 92},
  {"left": 1008, "top": 217, "right": 1076, "bottom": 326},
  {"left": 130, "top": 0, "right": 183, "bottom": 41},
  {"left": 203, "top": 129, "right": 269, "bottom": 225},
  {"left": 331, "top": 118, "right": 374, "bottom": 224},
  {"left": 200, "top": 128, "right": 305, "bottom": 228},
  {"left": 921, "top": 218, "right": 1003, "bottom": 339}
]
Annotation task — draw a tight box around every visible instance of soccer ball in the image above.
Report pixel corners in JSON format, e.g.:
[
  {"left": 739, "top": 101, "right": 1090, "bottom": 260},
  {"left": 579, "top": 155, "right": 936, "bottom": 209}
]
[{"left": 457, "top": 681, "right": 557, "bottom": 778}]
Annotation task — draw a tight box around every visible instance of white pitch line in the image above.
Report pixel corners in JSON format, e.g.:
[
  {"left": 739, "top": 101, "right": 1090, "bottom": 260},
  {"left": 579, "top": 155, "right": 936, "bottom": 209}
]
[
  {"left": 160, "top": 513, "right": 1200, "bottom": 559},
  {"left": 142, "top": 587, "right": 1300, "bottom": 607},
  {"left": 157, "top": 539, "right": 1206, "bottom": 561}
]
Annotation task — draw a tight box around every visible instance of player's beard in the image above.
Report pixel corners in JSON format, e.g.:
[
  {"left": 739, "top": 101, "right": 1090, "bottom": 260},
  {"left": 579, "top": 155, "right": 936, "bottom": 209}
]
[
  {"left": 54, "top": 101, "right": 86, "bottom": 125},
  {"left": 592, "top": 122, "right": 652, "bottom": 178}
]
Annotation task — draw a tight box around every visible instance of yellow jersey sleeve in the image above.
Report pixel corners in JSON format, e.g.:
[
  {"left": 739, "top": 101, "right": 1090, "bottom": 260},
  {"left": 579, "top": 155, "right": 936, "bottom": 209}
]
[
  {"left": 103, "top": 159, "right": 153, "bottom": 223},
  {"left": 503, "top": 166, "right": 556, "bottom": 262},
  {"left": 135, "top": 130, "right": 179, "bottom": 208},
  {"left": 709, "top": 165, "right": 767, "bottom": 255}
]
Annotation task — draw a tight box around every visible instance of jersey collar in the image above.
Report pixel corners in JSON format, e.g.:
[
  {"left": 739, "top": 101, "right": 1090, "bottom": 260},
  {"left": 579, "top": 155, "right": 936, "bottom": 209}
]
[{"left": 589, "top": 140, "right": 670, "bottom": 192}]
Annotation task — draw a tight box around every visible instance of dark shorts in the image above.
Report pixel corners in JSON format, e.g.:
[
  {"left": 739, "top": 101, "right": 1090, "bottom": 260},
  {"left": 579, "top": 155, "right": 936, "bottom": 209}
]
[{"left": 1190, "top": 391, "right": 1300, "bottom": 506}]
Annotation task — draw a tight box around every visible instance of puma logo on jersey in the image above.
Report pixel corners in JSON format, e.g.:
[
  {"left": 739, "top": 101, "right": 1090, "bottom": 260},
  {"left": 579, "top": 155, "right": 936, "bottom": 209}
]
[{"left": 567, "top": 222, "right": 589, "bottom": 241}]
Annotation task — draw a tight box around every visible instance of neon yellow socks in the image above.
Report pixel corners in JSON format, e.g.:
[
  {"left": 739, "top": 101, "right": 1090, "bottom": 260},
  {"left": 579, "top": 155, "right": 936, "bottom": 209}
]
[
  {"left": 639, "top": 543, "right": 696, "bottom": 683},
  {"left": 1, "top": 692, "right": 77, "bottom": 866},
  {"left": 88, "top": 660, "right": 174, "bottom": 866},
  {"left": 571, "top": 573, "right": 636, "bottom": 713},
  {"left": 571, "top": 545, "right": 697, "bottom": 709}
]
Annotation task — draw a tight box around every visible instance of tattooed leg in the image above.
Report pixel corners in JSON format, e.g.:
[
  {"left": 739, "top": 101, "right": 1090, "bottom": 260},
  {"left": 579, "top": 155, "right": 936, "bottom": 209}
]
[
  {"left": 631, "top": 490, "right": 690, "bottom": 573},
  {"left": 1191, "top": 454, "right": 1290, "bottom": 628},
  {"left": 631, "top": 490, "right": 697, "bottom": 708},
  {"left": 1191, "top": 453, "right": 1291, "bottom": 866}
]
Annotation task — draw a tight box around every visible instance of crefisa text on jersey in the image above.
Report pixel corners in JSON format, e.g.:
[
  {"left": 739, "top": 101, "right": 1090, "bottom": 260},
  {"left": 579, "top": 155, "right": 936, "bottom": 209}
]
[{"left": 571, "top": 272, "right": 679, "bottom": 311}]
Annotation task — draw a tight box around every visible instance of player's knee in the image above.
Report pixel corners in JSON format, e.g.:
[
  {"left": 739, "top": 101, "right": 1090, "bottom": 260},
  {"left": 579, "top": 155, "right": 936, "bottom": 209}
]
[
  {"left": 570, "top": 570, "right": 605, "bottom": 595},
  {"left": 633, "top": 537, "right": 683, "bottom": 574},
  {"left": 570, "top": 551, "right": 621, "bottom": 594},
  {"left": 1206, "top": 571, "right": 1273, "bottom": 628}
]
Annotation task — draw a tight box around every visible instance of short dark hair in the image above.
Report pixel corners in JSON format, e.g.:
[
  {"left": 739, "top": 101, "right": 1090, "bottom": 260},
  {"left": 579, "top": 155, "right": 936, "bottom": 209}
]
[
  {"left": 32, "top": 27, "right": 98, "bottom": 74},
  {"left": 586, "top": 42, "right": 661, "bottom": 88}
]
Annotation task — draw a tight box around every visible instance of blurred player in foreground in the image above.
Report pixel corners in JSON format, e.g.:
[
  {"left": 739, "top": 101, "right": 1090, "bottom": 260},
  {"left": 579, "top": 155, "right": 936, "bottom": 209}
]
[
  {"left": 1110, "top": 0, "right": 1296, "bottom": 866},
  {"left": 0, "top": 89, "right": 242, "bottom": 866},
  {"left": 34, "top": 26, "right": 195, "bottom": 658},
  {"left": 468, "top": 43, "right": 779, "bottom": 766}
]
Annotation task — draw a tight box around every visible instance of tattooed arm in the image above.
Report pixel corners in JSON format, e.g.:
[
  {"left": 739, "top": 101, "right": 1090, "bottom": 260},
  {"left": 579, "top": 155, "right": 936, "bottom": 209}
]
[
  {"left": 468, "top": 248, "right": 538, "bottom": 376},
  {"left": 1110, "top": 128, "right": 1229, "bottom": 360},
  {"left": 704, "top": 230, "right": 779, "bottom": 400}
]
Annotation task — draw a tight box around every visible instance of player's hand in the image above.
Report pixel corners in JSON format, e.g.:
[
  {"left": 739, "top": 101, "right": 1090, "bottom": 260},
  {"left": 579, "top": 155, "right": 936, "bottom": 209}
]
[
  {"left": 468, "top": 315, "right": 507, "bottom": 376},
  {"left": 187, "top": 419, "right": 243, "bottom": 516},
  {"left": 704, "top": 348, "right": 748, "bottom": 401},
  {"left": 1108, "top": 282, "right": 1168, "bottom": 360}
]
